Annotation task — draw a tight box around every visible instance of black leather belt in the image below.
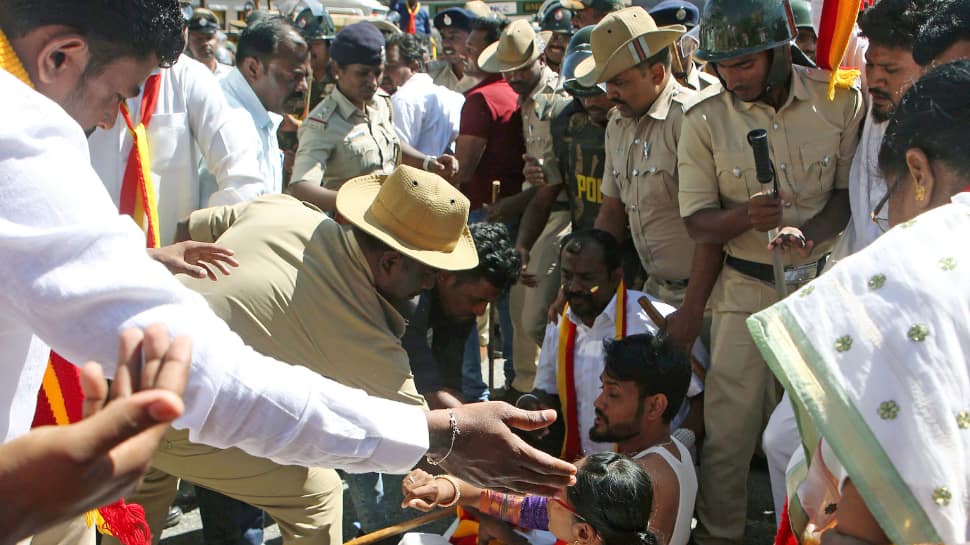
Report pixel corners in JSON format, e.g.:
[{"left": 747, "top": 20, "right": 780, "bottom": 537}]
[{"left": 725, "top": 255, "right": 828, "bottom": 285}]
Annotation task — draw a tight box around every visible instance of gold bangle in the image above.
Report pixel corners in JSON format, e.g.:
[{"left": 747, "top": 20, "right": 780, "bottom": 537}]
[{"left": 434, "top": 474, "right": 461, "bottom": 508}]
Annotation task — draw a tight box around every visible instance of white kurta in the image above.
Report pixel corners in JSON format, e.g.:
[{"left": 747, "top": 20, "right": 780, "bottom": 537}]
[
  {"left": 0, "top": 69, "right": 427, "bottom": 473},
  {"left": 391, "top": 73, "right": 464, "bottom": 156},
  {"left": 87, "top": 55, "right": 268, "bottom": 245}
]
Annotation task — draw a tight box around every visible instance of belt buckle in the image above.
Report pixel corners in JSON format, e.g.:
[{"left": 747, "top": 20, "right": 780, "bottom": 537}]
[{"left": 783, "top": 262, "right": 818, "bottom": 285}]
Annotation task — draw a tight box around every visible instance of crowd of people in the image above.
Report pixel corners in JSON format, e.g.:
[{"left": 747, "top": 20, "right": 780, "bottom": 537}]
[{"left": 0, "top": 0, "right": 968, "bottom": 544}]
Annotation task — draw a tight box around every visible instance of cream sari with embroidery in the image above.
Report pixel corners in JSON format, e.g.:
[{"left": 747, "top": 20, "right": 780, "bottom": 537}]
[{"left": 747, "top": 194, "right": 970, "bottom": 545}]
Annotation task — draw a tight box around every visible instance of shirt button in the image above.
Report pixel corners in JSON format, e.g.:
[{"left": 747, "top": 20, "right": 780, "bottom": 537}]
[
  {"left": 780, "top": 163, "right": 788, "bottom": 171},
  {"left": 823, "top": 156, "right": 831, "bottom": 166},
  {"left": 732, "top": 167, "right": 742, "bottom": 177},
  {"left": 772, "top": 122, "right": 780, "bottom": 130},
  {"left": 784, "top": 201, "right": 793, "bottom": 208},
  {"left": 648, "top": 166, "right": 657, "bottom": 174},
  {"left": 633, "top": 138, "right": 641, "bottom": 144},
  {"left": 632, "top": 169, "right": 640, "bottom": 176},
  {"left": 612, "top": 169, "right": 619, "bottom": 177}
]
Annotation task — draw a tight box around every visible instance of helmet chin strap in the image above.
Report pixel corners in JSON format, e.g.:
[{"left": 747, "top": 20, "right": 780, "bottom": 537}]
[{"left": 761, "top": 45, "right": 792, "bottom": 101}]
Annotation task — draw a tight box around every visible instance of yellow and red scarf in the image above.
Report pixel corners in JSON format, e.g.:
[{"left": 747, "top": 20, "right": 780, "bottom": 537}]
[
  {"left": 406, "top": 1, "right": 422, "bottom": 34},
  {"left": 1, "top": 29, "right": 151, "bottom": 545},
  {"left": 556, "top": 280, "right": 626, "bottom": 462}
]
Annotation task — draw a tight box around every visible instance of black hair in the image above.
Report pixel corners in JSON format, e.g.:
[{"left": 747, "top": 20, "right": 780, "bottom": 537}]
[
  {"left": 857, "top": 0, "right": 942, "bottom": 50},
  {"left": 560, "top": 228, "right": 622, "bottom": 272},
  {"left": 456, "top": 222, "right": 521, "bottom": 291},
  {"left": 352, "top": 225, "right": 394, "bottom": 254},
  {"left": 470, "top": 16, "right": 509, "bottom": 45},
  {"left": 603, "top": 332, "right": 691, "bottom": 423},
  {"left": 388, "top": 32, "right": 428, "bottom": 71},
  {"left": 878, "top": 60, "right": 970, "bottom": 186},
  {"left": 913, "top": 0, "right": 970, "bottom": 65},
  {"left": 568, "top": 452, "right": 659, "bottom": 545},
  {"left": 0, "top": 0, "right": 185, "bottom": 73},
  {"left": 237, "top": 15, "right": 306, "bottom": 65}
]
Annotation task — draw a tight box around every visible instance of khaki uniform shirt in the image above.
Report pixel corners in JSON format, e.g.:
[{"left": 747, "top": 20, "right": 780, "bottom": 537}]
[
  {"left": 185, "top": 194, "right": 426, "bottom": 408},
  {"left": 521, "top": 66, "right": 572, "bottom": 191},
  {"left": 678, "top": 65, "right": 864, "bottom": 266},
  {"left": 292, "top": 87, "right": 400, "bottom": 191},
  {"left": 601, "top": 77, "right": 697, "bottom": 282},
  {"left": 428, "top": 60, "right": 477, "bottom": 94}
]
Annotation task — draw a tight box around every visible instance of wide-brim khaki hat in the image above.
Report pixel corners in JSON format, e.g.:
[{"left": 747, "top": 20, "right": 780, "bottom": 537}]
[
  {"left": 478, "top": 19, "right": 553, "bottom": 73},
  {"left": 336, "top": 165, "right": 478, "bottom": 271},
  {"left": 575, "top": 7, "right": 684, "bottom": 85}
]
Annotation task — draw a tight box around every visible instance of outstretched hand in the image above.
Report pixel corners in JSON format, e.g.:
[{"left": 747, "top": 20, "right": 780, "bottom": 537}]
[
  {"left": 0, "top": 325, "right": 191, "bottom": 543},
  {"left": 428, "top": 402, "right": 576, "bottom": 497}
]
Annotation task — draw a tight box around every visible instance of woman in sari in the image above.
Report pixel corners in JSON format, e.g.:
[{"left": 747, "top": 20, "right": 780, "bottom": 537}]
[{"left": 747, "top": 60, "right": 970, "bottom": 545}]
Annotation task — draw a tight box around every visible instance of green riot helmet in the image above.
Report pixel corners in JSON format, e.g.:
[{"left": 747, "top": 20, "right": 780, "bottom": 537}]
[
  {"left": 562, "top": 25, "right": 605, "bottom": 97},
  {"left": 537, "top": 0, "right": 575, "bottom": 34},
  {"left": 294, "top": 5, "right": 337, "bottom": 42},
  {"left": 695, "top": 0, "right": 796, "bottom": 63},
  {"left": 789, "top": 0, "right": 814, "bottom": 30}
]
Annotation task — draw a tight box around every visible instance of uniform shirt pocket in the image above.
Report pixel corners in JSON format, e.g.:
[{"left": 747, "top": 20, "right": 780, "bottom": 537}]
[
  {"left": 799, "top": 142, "right": 837, "bottom": 197},
  {"left": 636, "top": 153, "right": 679, "bottom": 207},
  {"left": 713, "top": 150, "right": 760, "bottom": 205},
  {"left": 344, "top": 129, "right": 381, "bottom": 174}
]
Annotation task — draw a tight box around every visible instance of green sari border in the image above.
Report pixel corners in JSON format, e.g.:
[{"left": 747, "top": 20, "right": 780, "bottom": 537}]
[{"left": 747, "top": 306, "right": 942, "bottom": 544}]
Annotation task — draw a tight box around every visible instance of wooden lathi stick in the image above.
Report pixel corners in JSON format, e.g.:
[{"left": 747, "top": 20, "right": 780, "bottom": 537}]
[
  {"left": 342, "top": 509, "right": 455, "bottom": 545},
  {"left": 636, "top": 296, "right": 707, "bottom": 383},
  {"left": 491, "top": 180, "right": 501, "bottom": 204}
]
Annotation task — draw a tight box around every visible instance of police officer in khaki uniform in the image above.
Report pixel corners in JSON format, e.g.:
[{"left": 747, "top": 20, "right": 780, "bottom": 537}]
[
  {"left": 429, "top": 6, "right": 479, "bottom": 92},
  {"left": 477, "top": 19, "right": 572, "bottom": 393},
  {"left": 289, "top": 22, "right": 456, "bottom": 214},
  {"left": 676, "top": 1, "right": 864, "bottom": 544},
  {"left": 581, "top": 7, "right": 695, "bottom": 308},
  {"left": 647, "top": 0, "right": 720, "bottom": 91},
  {"left": 535, "top": 0, "right": 574, "bottom": 74}
]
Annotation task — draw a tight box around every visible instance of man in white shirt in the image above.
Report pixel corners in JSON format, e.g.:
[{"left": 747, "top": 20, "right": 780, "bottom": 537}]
[
  {"left": 87, "top": 51, "right": 268, "bottom": 246},
  {"left": 532, "top": 229, "right": 706, "bottom": 458},
  {"left": 186, "top": 8, "right": 231, "bottom": 77},
  {"left": 0, "top": 2, "right": 576, "bottom": 540},
  {"left": 219, "top": 15, "right": 311, "bottom": 195},
  {"left": 385, "top": 33, "right": 464, "bottom": 156}
]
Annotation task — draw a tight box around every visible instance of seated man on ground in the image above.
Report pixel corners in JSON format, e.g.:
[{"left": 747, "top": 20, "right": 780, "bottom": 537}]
[
  {"left": 590, "top": 333, "right": 696, "bottom": 545},
  {"left": 528, "top": 229, "right": 706, "bottom": 460}
]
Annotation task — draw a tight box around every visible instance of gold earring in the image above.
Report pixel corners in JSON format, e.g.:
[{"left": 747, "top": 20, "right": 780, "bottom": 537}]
[{"left": 914, "top": 182, "right": 927, "bottom": 201}]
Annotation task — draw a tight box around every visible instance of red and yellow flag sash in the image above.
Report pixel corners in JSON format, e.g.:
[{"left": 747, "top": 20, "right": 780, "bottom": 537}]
[
  {"left": 118, "top": 74, "right": 163, "bottom": 248},
  {"left": 815, "top": 0, "right": 863, "bottom": 99},
  {"left": 556, "top": 280, "right": 626, "bottom": 462},
  {"left": 1, "top": 29, "right": 151, "bottom": 545},
  {"left": 406, "top": 1, "right": 422, "bottom": 34}
]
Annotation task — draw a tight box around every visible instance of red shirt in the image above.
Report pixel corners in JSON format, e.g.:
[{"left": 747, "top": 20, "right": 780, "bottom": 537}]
[{"left": 460, "top": 74, "right": 525, "bottom": 210}]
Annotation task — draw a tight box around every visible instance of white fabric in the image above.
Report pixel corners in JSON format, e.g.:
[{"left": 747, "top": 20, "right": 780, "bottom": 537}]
[
  {"left": 0, "top": 69, "right": 428, "bottom": 473},
  {"left": 841, "top": 110, "right": 888, "bottom": 256},
  {"left": 211, "top": 67, "right": 284, "bottom": 197},
  {"left": 534, "top": 289, "right": 708, "bottom": 456},
  {"left": 390, "top": 73, "right": 464, "bottom": 156},
  {"left": 752, "top": 193, "right": 970, "bottom": 544},
  {"left": 763, "top": 393, "right": 798, "bottom": 528},
  {"left": 633, "top": 438, "right": 697, "bottom": 545},
  {"left": 87, "top": 54, "right": 268, "bottom": 245}
]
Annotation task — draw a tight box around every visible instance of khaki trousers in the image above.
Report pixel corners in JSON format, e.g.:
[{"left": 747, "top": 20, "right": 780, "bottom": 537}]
[
  {"left": 693, "top": 265, "right": 783, "bottom": 545},
  {"left": 510, "top": 211, "right": 571, "bottom": 392},
  {"left": 18, "top": 516, "right": 95, "bottom": 545},
  {"left": 103, "top": 428, "right": 343, "bottom": 545}
]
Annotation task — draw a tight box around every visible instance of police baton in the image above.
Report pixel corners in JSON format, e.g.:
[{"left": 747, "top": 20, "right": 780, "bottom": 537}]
[{"left": 746, "top": 129, "right": 788, "bottom": 299}]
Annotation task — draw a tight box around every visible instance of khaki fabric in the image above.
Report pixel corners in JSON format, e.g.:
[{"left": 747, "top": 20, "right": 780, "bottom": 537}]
[
  {"left": 292, "top": 87, "right": 400, "bottom": 191},
  {"left": 601, "top": 77, "right": 697, "bottom": 284},
  {"left": 110, "top": 443, "right": 343, "bottom": 545},
  {"left": 676, "top": 65, "right": 863, "bottom": 545},
  {"left": 186, "top": 194, "right": 425, "bottom": 406},
  {"left": 520, "top": 67, "right": 571, "bottom": 190},
  {"left": 678, "top": 65, "right": 864, "bottom": 265},
  {"left": 20, "top": 517, "right": 95, "bottom": 545},
  {"left": 428, "top": 60, "right": 478, "bottom": 93}
]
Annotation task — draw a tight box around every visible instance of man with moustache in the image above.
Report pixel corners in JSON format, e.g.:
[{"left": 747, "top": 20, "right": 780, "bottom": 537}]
[
  {"left": 428, "top": 6, "right": 478, "bottom": 92},
  {"left": 531, "top": 229, "right": 703, "bottom": 460},
  {"left": 676, "top": 1, "right": 864, "bottom": 543},
  {"left": 591, "top": 333, "right": 697, "bottom": 545},
  {"left": 761, "top": 0, "right": 933, "bottom": 528},
  {"left": 536, "top": 0, "right": 574, "bottom": 75},
  {"left": 186, "top": 8, "right": 230, "bottom": 76},
  {"left": 291, "top": 4, "right": 337, "bottom": 108}
]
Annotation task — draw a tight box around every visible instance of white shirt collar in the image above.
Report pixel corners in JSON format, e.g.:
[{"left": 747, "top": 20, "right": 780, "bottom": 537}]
[{"left": 223, "top": 67, "right": 273, "bottom": 131}]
